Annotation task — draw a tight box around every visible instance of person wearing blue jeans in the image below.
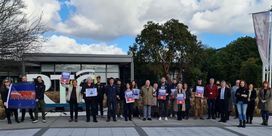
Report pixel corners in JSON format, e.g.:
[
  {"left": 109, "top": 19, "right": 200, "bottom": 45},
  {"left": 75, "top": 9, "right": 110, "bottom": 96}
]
[
  {"left": 235, "top": 80, "right": 249, "bottom": 128},
  {"left": 258, "top": 81, "right": 272, "bottom": 126}
]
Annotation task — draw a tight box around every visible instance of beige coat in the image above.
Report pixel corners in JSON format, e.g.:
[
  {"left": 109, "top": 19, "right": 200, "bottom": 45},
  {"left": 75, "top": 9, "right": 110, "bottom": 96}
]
[
  {"left": 141, "top": 86, "right": 154, "bottom": 106},
  {"left": 62, "top": 84, "right": 82, "bottom": 103}
]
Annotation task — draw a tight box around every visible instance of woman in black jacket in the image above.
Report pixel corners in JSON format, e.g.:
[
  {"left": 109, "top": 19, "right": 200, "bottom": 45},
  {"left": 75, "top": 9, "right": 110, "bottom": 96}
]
[
  {"left": 246, "top": 83, "right": 257, "bottom": 124},
  {"left": 0, "top": 79, "right": 20, "bottom": 124},
  {"left": 33, "top": 76, "right": 46, "bottom": 123}
]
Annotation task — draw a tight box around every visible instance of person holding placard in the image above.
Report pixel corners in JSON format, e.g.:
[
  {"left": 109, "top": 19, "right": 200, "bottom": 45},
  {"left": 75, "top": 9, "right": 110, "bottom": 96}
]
[
  {"left": 169, "top": 78, "right": 177, "bottom": 118},
  {"left": 0, "top": 79, "right": 20, "bottom": 124},
  {"left": 157, "top": 77, "right": 170, "bottom": 121},
  {"left": 235, "top": 80, "right": 249, "bottom": 128},
  {"left": 141, "top": 80, "right": 154, "bottom": 121},
  {"left": 193, "top": 79, "right": 204, "bottom": 120},
  {"left": 81, "top": 77, "right": 98, "bottom": 122},
  {"left": 123, "top": 82, "right": 134, "bottom": 121},
  {"left": 183, "top": 83, "right": 192, "bottom": 120},
  {"left": 62, "top": 79, "right": 82, "bottom": 122},
  {"left": 174, "top": 83, "right": 186, "bottom": 121},
  {"left": 205, "top": 78, "right": 218, "bottom": 119},
  {"left": 132, "top": 80, "right": 141, "bottom": 118},
  {"left": 105, "top": 77, "right": 119, "bottom": 122}
]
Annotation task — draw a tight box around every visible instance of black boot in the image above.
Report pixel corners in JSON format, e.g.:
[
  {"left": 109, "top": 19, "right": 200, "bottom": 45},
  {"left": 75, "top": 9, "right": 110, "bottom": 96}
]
[
  {"left": 237, "top": 120, "right": 242, "bottom": 127},
  {"left": 242, "top": 120, "right": 246, "bottom": 128}
]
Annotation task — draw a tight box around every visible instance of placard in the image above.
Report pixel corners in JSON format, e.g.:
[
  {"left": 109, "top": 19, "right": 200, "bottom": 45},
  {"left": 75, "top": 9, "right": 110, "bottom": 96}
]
[
  {"left": 158, "top": 89, "right": 166, "bottom": 100},
  {"left": 133, "top": 89, "right": 140, "bottom": 99},
  {"left": 125, "top": 91, "right": 135, "bottom": 103},
  {"left": 195, "top": 86, "right": 204, "bottom": 97},
  {"left": 86, "top": 88, "right": 97, "bottom": 97},
  {"left": 176, "top": 93, "right": 185, "bottom": 104},
  {"left": 170, "top": 89, "right": 176, "bottom": 99},
  {"left": 60, "top": 72, "right": 70, "bottom": 84}
]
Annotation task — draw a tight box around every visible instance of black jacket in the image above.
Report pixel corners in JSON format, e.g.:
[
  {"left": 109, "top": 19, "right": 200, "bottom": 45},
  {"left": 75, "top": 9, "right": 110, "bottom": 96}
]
[
  {"left": 217, "top": 87, "right": 231, "bottom": 101},
  {"left": 235, "top": 87, "right": 249, "bottom": 104},
  {"left": 35, "top": 82, "right": 45, "bottom": 100},
  {"left": 0, "top": 86, "right": 9, "bottom": 102},
  {"left": 157, "top": 83, "right": 170, "bottom": 101},
  {"left": 248, "top": 89, "right": 257, "bottom": 102},
  {"left": 95, "top": 82, "right": 105, "bottom": 101}
]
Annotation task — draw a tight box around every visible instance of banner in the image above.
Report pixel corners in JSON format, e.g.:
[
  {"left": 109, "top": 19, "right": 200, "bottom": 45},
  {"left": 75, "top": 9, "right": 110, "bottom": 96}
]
[
  {"left": 125, "top": 91, "right": 135, "bottom": 103},
  {"left": 60, "top": 72, "right": 71, "bottom": 84},
  {"left": 7, "top": 82, "right": 36, "bottom": 109},
  {"left": 252, "top": 11, "right": 270, "bottom": 65},
  {"left": 195, "top": 86, "right": 204, "bottom": 97},
  {"left": 158, "top": 89, "right": 166, "bottom": 100},
  {"left": 86, "top": 88, "right": 97, "bottom": 97},
  {"left": 133, "top": 89, "right": 140, "bottom": 99},
  {"left": 176, "top": 93, "right": 185, "bottom": 104}
]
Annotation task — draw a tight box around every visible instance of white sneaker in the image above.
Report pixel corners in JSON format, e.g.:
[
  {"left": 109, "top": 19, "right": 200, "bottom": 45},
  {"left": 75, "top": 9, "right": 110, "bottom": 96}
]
[
  {"left": 42, "top": 120, "right": 46, "bottom": 123},
  {"left": 32, "top": 120, "right": 38, "bottom": 123},
  {"left": 159, "top": 117, "right": 162, "bottom": 120},
  {"left": 120, "top": 115, "right": 124, "bottom": 119},
  {"left": 165, "top": 117, "right": 168, "bottom": 120}
]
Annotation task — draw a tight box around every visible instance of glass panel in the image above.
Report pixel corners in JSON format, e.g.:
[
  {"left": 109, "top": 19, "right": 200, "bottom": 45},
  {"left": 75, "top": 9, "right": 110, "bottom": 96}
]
[
  {"left": 41, "top": 64, "right": 54, "bottom": 72},
  {"left": 107, "top": 65, "right": 119, "bottom": 72},
  {"left": 107, "top": 73, "right": 119, "bottom": 79},
  {"left": 81, "top": 64, "right": 106, "bottom": 72},
  {"left": 55, "top": 64, "right": 81, "bottom": 72}
]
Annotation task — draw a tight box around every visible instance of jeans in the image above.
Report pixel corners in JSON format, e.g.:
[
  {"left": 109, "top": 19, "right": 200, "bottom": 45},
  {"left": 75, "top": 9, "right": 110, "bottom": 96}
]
[
  {"left": 261, "top": 110, "right": 269, "bottom": 121},
  {"left": 144, "top": 105, "right": 151, "bottom": 119},
  {"left": 236, "top": 101, "right": 247, "bottom": 121},
  {"left": 158, "top": 100, "right": 167, "bottom": 117},
  {"left": 34, "top": 100, "right": 45, "bottom": 120},
  {"left": 207, "top": 99, "right": 216, "bottom": 118}
]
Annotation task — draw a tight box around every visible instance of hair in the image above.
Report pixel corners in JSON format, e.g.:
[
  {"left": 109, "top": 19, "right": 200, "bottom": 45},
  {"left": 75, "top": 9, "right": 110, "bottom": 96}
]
[
  {"left": 1, "top": 79, "right": 11, "bottom": 89},
  {"left": 239, "top": 80, "right": 247, "bottom": 88},
  {"left": 125, "top": 82, "right": 133, "bottom": 90},
  {"left": 131, "top": 80, "right": 138, "bottom": 88},
  {"left": 262, "top": 80, "right": 270, "bottom": 89}
]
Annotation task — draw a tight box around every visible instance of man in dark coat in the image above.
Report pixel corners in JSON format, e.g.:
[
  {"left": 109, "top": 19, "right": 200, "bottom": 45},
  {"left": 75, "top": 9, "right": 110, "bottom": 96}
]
[
  {"left": 105, "top": 77, "right": 119, "bottom": 122},
  {"left": 217, "top": 81, "right": 231, "bottom": 123}
]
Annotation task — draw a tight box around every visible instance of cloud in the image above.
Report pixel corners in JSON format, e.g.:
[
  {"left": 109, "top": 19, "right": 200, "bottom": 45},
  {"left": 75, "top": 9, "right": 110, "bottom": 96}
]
[
  {"left": 24, "top": 0, "right": 271, "bottom": 41},
  {"left": 40, "top": 35, "right": 125, "bottom": 54}
]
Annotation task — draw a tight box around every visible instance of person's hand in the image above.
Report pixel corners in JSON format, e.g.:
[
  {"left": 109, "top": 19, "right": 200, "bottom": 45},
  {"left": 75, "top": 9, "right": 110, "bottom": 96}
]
[
  {"left": 4, "top": 102, "right": 7, "bottom": 107},
  {"left": 166, "top": 93, "right": 169, "bottom": 96},
  {"left": 117, "top": 95, "right": 120, "bottom": 99},
  {"left": 36, "top": 99, "right": 39, "bottom": 102},
  {"left": 262, "top": 100, "right": 266, "bottom": 103}
]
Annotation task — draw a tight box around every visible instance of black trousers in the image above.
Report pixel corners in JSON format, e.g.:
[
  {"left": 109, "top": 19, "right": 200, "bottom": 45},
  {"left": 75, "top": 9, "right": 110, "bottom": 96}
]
[
  {"left": 107, "top": 101, "right": 116, "bottom": 120},
  {"left": 207, "top": 99, "right": 216, "bottom": 118},
  {"left": 219, "top": 99, "right": 228, "bottom": 122},
  {"left": 21, "top": 108, "right": 34, "bottom": 121},
  {"left": 98, "top": 99, "right": 104, "bottom": 116},
  {"left": 124, "top": 103, "right": 133, "bottom": 120},
  {"left": 69, "top": 101, "right": 78, "bottom": 120},
  {"left": 177, "top": 105, "right": 185, "bottom": 120},
  {"left": 4, "top": 106, "right": 19, "bottom": 122},
  {"left": 158, "top": 100, "right": 167, "bottom": 117},
  {"left": 234, "top": 104, "right": 238, "bottom": 118},
  {"left": 246, "top": 101, "right": 255, "bottom": 122},
  {"left": 85, "top": 99, "right": 98, "bottom": 121}
]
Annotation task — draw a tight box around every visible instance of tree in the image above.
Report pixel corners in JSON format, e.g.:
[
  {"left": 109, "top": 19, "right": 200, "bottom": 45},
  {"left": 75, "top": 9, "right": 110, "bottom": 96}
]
[
  {"left": 0, "top": 0, "right": 45, "bottom": 73},
  {"left": 131, "top": 19, "right": 203, "bottom": 82}
]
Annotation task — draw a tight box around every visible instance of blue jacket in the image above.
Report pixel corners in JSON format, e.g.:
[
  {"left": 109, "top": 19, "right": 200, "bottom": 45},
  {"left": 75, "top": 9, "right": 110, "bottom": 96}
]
[{"left": 105, "top": 84, "right": 119, "bottom": 102}]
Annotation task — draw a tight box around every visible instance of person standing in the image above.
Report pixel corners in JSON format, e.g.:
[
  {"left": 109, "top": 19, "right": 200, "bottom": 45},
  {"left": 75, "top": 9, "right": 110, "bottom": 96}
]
[
  {"left": 62, "top": 80, "right": 82, "bottom": 122},
  {"left": 205, "top": 78, "right": 218, "bottom": 119},
  {"left": 174, "top": 83, "right": 186, "bottom": 121},
  {"left": 132, "top": 80, "right": 140, "bottom": 118},
  {"left": 33, "top": 76, "right": 46, "bottom": 123},
  {"left": 158, "top": 77, "right": 170, "bottom": 121},
  {"left": 258, "top": 81, "right": 272, "bottom": 126},
  {"left": 183, "top": 83, "right": 191, "bottom": 120},
  {"left": 116, "top": 79, "right": 124, "bottom": 119},
  {"left": 0, "top": 79, "right": 20, "bottom": 124},
  {"left": 96, "top": 76, "right": 105, "bottom": 118},
  {"left": 169, "top": 78, "right": 177, "bottom": 118},
  {"left": 151, "top": 82, "right": 159, "bottom": 118},
  {"left": 217, "top": 81, "right": 231, "bottom": 123},
  {"left": 123, "top": 82, "right": 134, "bottom": 121},
  {"left": 231, "top": 80, "right": 240, "bottom": 119},
  {"left": 20, "top": 75, "right": 35, "bottom": 122},
  {"left": 235, "top": 80, "right": 249, "bottom": 128},
  {"left": 141, "top": 80, "right": 154, "bottom": 121},
  {"left": 246, "top": 84, "right": 257, "bottom": 124},
  {"left": 81, "top": 77, "right": 98, "bottom": 122},
  {"left": 193, "top": 79, "right": 204, "bottom": 120},
  {"left": 105, "top": 77, "right": 119, "bottom": 122}
]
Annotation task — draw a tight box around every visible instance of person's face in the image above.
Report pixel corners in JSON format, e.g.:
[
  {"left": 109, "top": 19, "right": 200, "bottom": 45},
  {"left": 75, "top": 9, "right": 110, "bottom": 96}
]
[
  {"left": 240, "top": 81, "right": 245, "bottom": 87},
  {"left": 109, "top": 79, "right": 114, "bottom": 84},
  {"left": 73, "top": 80, "right": 77, "bottom": 86},
  {"left": 173, "top": 80, "right": 177, "bottom": 84},
  {"left": 4, "top": 80, "right": 10, "bottom": 87},
  {"left": 236, "top": 80, "right": 240, "bottom": 86},
  {"left": 145, "top": 80, "right": 150, "bottom": 86},
  {"left": 177, "top": 83, "right": 182, "bottom": 90},
  {"left": 161, "top": 78, "right": 166, "bottom": 83},
  {"left": 132, "top": 81, "right": 136, "bottom": 86},
  {"left": 37, "top": 77, "right": 42, "bottom": 83},
  {"left": 22, "top": 76, "right": 27, "bottom": 82},
  {"left": 126, "top": 83, "right": 130, "bottom": 89},
  {"left": 249, "top": 84, "right": 253, "bottom": 90},
  {"left": 153, "top": 83, "right": 158, "bottom": 89},
  {"left": 264, "top": 83, "right": 268, "bottom": 88},
  {"left": 96, "top": 77, "right": 101, "bottom": 83},
  {"left": 117, "top": 81, "right": 121, "bottom": 85},
  {"left": 184, "top": 84, "right": 188, "bottom": 89},
  {"left": 197, "top": 80, "right": 202, "bottom": 85},
  {"left": 221, "top": 82, "right": 226, "bottom": 88},
  {"left": 210, "top": 79, "right": 214, "bottom": 84},
  {"left": 87, "top": 79, "right": 93, "bottom": 84}
]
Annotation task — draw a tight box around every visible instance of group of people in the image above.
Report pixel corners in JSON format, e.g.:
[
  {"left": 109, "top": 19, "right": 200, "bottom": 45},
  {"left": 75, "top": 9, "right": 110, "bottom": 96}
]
[{"left": 0, "top": 76, "right": 272, "bottom": 128}]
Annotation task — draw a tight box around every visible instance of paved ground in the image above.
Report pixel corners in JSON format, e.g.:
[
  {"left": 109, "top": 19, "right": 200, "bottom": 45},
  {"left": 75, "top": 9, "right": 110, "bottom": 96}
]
[{"left": 0, "top": 113, "right": 272, "bottom": 136}]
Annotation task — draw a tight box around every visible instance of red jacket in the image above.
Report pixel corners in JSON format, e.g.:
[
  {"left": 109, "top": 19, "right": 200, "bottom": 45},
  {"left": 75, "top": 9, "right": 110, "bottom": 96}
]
[{"left": 205, "top": 84, "right": 218, "bottom": 99}]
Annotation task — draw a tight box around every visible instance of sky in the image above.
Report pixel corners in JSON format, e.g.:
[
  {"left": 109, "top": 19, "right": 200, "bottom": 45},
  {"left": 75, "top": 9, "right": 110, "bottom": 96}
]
[{"left": 23, "top": 0, "right": 271, "bottom": 54}]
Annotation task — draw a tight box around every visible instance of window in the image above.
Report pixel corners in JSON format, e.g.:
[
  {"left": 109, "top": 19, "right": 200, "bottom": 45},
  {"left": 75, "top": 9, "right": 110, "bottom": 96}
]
[
  {"left": 107, "top": 73, "right": 119, "bottom": 79},
  {"left": 55, "top": 64, "right": 81, "bottom": 72},
  {"left": 81, "top": 64, "right": 106, "bottom": 72},
  {"left": 107, "top": 65, "right": 119, "bottom": 72},
  {"left": 41, "top": 64, "right": 54, "bottom": 72}
]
